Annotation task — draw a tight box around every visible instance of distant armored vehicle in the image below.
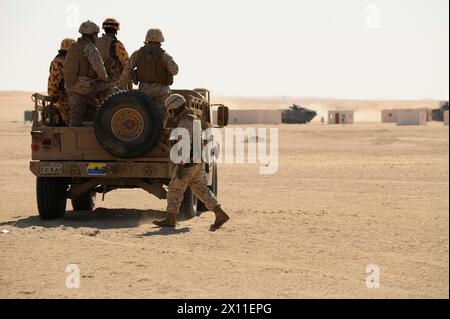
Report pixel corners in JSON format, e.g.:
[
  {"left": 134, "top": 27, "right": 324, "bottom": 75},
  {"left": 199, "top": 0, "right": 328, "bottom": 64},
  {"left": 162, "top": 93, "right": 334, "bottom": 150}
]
[
  {"left": 282, "top": 104, "right": 317, "bottom": 124},
  {"left": 431, "top": 101, "right": 449, "bottom": 121}
]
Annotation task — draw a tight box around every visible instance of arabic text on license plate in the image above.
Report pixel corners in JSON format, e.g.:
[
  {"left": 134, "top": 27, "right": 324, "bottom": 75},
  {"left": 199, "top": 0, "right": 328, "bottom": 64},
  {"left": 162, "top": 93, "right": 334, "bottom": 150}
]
[{"left": 40, "top": 164, "right": 63, "bottom": 175}]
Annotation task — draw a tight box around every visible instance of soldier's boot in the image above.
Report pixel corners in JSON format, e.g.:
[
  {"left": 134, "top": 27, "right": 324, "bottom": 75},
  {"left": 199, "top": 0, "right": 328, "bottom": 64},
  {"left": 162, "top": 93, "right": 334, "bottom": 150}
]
[
  {"left": 152, "top": 213, "right": 177, "bottom": 228},
  {"left": 209, "top": 205, "right": 230, "bottom": 232}
]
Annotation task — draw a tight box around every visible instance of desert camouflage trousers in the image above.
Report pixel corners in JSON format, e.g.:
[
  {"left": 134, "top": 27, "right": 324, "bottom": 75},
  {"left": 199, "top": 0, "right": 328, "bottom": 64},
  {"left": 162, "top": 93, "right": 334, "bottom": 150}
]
[
  {"left": 138, "top": 82, "right": 170, "bottom": 115},
  {"left": 56, "top": 94, "right": 70, "bottom": 125},
  {"left": 68, "top": 93, "right": 97, "bottom": 126},
  {"left": 68, "top": 79, "right": 117, "bottom": 127},
  {"left": 167, "top": 163, "right": 219, "bottom": 214}
]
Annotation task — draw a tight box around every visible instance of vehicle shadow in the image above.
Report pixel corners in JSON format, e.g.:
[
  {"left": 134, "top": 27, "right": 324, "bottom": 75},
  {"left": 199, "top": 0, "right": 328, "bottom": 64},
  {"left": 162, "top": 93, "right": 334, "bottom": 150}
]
[{"left": 0, "top": 208, "right": 185, "bottom": 230}]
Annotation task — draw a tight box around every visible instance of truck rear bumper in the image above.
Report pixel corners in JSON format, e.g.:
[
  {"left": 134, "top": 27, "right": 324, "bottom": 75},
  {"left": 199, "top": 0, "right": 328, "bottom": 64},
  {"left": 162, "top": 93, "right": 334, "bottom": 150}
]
[{"left": 30, "top": 160, "right": 172, "bottom": 179}]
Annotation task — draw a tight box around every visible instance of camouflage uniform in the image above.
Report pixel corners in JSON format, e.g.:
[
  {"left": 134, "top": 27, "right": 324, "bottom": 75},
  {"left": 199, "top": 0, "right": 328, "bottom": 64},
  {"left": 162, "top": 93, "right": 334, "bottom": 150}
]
[
  {"left": 154, "top": 93, "right": 229, "bottom": 230},
  {"left": 119, "top": 44, "right": 178, "bottom": 111},
  {"left": 65, "top": 36, "right": 115, "bottom": 126},
  {"left": 47, "top": 52, "right": 70, "bottom": 124},
  {"left": 96, "top": 33, "right": 129, "bottom": 81},
  {"left": 166, "top": 114, "right": 219, "bottom": 215},
  {"left": 47, "top": 39, "right": 75, "bottom": 125}
]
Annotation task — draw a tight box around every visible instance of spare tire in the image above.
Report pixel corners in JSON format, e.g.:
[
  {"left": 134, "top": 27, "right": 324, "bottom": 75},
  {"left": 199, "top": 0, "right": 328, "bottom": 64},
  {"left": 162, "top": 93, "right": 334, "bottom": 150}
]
[{"left": 94, "top": 90, "right": 163, "bottom": 158}]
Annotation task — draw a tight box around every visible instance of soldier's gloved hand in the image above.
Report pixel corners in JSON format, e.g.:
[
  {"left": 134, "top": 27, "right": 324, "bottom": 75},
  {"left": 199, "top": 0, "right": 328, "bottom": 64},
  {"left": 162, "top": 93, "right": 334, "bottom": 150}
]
[{"left": 176, "top": 164, "right": 187, "bottom": 179}]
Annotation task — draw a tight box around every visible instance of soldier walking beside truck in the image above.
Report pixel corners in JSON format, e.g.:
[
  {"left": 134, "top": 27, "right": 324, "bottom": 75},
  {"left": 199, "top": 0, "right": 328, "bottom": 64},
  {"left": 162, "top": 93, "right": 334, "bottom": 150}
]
[{"left": 152, "top": 94, "right": 230, "bottom": 231}]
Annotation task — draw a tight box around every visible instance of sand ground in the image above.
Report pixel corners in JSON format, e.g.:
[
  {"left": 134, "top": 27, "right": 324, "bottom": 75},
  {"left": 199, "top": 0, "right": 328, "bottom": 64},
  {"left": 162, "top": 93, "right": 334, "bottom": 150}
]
[{"left": 0, "top": 117, "right": 448, "bottom": 298}]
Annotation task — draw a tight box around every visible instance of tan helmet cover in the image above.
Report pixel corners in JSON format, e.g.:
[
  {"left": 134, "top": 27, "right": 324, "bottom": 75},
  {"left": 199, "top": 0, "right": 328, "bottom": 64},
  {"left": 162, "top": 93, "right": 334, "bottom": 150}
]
[
  {"left": 165, "top": 94, "right": 186, "bottom": 112},
  {"left": 102, "top": 18, "right": 120, "bottom": 30},
  {"left": 78, "top": 20, "right": 100, "bottom": 35},
  {"left": 145, "top": 28, "right": 165, "bottom": 43}
]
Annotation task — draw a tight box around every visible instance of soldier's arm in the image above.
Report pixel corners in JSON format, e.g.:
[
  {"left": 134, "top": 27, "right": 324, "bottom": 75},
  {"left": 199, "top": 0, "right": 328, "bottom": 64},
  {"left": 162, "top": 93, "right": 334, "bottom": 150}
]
[
  {"left": 163, "top": 52, "right": 179, "bottom": 76},
  {"left": 47, "top": 59, "right": 63, "bottom": 97},
  {"left": 177, "top": 117, "right": 194, "bottom": 144},
  {"left": 177, "top": 117, "right": 194, "bottom": 164},
  {"left": 118, "top": 50, "right": 138, "bottom": 88},
  {"left": 114, "top": 40, "right": 129, "bottom": 67},
  {"left": 84, "top": 43, "right": 108, "bottom": 81}
]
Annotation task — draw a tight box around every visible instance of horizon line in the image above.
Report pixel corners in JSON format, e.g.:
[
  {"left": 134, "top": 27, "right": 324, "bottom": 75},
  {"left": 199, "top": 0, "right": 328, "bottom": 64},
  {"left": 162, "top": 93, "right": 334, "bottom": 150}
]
[{"left": 0, "top": 90, "right": 447, "bottom": 103}]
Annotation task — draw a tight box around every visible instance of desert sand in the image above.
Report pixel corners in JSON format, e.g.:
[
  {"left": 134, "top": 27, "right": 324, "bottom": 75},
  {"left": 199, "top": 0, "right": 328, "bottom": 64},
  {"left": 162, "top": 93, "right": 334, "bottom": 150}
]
[{"left": 0, "top": 92, "right": 448, "bottom": 298}]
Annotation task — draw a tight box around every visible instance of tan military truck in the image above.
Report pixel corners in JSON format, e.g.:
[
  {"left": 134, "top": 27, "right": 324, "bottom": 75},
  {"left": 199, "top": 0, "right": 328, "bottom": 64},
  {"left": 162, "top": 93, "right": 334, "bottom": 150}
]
[{"left": 29, "top": 89, "right": 229, "bottom": 220}]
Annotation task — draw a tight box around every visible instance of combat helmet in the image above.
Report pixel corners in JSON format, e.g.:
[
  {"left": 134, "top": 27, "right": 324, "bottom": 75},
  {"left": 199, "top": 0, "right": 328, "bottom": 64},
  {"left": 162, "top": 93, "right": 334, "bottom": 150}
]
[
  {"left": 145, "top": 28, "right": 164, "bottom": 43},
  {"left": 78, "top": 20, "right": 100, "bottom": 35},
  {"left": 102, "top": 18, "right": 120, "bottom": 30},
  {"left": 60, "top": 38, "right": 76, "bottom": 51},
  {"left": 165, "top": 94, "right": 186, "bottom": 113}
]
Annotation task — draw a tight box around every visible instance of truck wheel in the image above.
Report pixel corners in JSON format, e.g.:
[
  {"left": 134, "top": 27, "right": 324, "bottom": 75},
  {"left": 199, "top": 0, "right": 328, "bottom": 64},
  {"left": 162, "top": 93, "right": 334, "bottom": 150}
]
[
  {"left": 179, "top": 187, "right": 198, "bottom": 220},
  {"left": 94, "top": 90, "right": 163, "bottom": 159},
  {"left": 197, "top": 163, "right": 218, "bottom": 213},
  {"left": 36, "top": 177, "right": 68, "bottom": 219},
  {"left": 71, "top": 191, "right": 96, "bottom": 211}
]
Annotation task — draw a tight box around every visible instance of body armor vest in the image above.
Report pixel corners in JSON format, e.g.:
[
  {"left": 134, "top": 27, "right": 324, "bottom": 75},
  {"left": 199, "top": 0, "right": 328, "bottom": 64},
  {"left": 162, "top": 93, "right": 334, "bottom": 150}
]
[
  {"left": 96, "top": 34, "right": 123, "bottom": 81},
  {"left": 64, "top": 37, "right": 97, "bottom": 88},
  {"left": 136, "top": 45, "right": 173, "bottom": 86}
]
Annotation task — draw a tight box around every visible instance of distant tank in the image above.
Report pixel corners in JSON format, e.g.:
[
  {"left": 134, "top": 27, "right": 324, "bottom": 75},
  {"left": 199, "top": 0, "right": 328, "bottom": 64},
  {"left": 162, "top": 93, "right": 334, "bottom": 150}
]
[
  {"left": 282, "top": 104, "right": 317, "bottom": 124},
  {"left": 431, "top": 101, "right": 449, "bottom": 121}
]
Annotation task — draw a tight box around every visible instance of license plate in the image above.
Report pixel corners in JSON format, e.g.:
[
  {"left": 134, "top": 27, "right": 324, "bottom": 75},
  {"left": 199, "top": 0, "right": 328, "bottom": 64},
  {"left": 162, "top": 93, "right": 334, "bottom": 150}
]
[
  {"left": 87, "top": 163, "right": 107, "bottom": 175},
  {"left": 40, "top": 163, "right": 63, "bottom": 175}
]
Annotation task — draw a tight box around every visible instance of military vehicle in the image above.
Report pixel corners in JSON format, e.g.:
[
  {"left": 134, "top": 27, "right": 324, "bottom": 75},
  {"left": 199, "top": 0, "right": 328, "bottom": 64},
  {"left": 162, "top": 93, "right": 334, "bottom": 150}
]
[
  {"left": 282, "top": 104, "right": 317, "bottom": 124},
  {"left": 29, "top": 89, "right": 229, "bottom": 220},
  {"left": 431, "top": 101, "right": 449, "bottom": 121}
]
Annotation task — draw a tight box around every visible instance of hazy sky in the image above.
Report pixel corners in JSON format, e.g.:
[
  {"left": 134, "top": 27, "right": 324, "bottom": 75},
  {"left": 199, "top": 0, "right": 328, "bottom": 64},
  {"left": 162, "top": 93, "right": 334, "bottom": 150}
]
[{"left": 0, "top": 0, "right": 448, "bottom": 99}]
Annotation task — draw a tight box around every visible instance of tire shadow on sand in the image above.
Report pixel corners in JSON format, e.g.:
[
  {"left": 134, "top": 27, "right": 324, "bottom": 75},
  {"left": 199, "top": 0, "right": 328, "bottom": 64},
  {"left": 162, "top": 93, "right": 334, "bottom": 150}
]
[{"left": 0, "top": 208, "right": 177, "bottom": 230}]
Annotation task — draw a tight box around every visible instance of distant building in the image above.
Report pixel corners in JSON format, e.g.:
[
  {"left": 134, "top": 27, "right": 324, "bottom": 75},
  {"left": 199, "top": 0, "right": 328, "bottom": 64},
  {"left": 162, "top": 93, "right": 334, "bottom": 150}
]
[
  {"left": 381, "top": 109, "right": 397, "bottom": 123},
  {"left": 212, "top": 109, "right": 282, "bottom": 125},
  {"left": 328, "top": 110, "right": 354, "bottom": 124},
  {"left": 383, "top": 108, "right": 432, "bottom": 123},
  {"left": 444, "top": 110, "right": 449, "bottom": 126},
  {"left": 396, "top": 109, "right": 427, "bottom": 126},
  {"left": 420, "top": 108, "right": 433, "bottom": 121}
]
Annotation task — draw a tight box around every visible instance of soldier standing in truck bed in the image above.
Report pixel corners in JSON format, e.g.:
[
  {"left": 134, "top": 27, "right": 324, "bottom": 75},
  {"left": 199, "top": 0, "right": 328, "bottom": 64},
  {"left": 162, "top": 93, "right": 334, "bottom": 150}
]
[
  {"left": 47, "top": 38, "right": 75, "bottom": 125},
  {"left": 64, "top": 20, "right": 116, "bottom": 127},
  {"left": 119, "top": 28, "right": 178, "bottom": 113},
  {"left": 96, "top": 18, "right": 129, "bottom": 82},
  {"left": 152, "top": 94, "right": 230, "bottom": 231}
]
